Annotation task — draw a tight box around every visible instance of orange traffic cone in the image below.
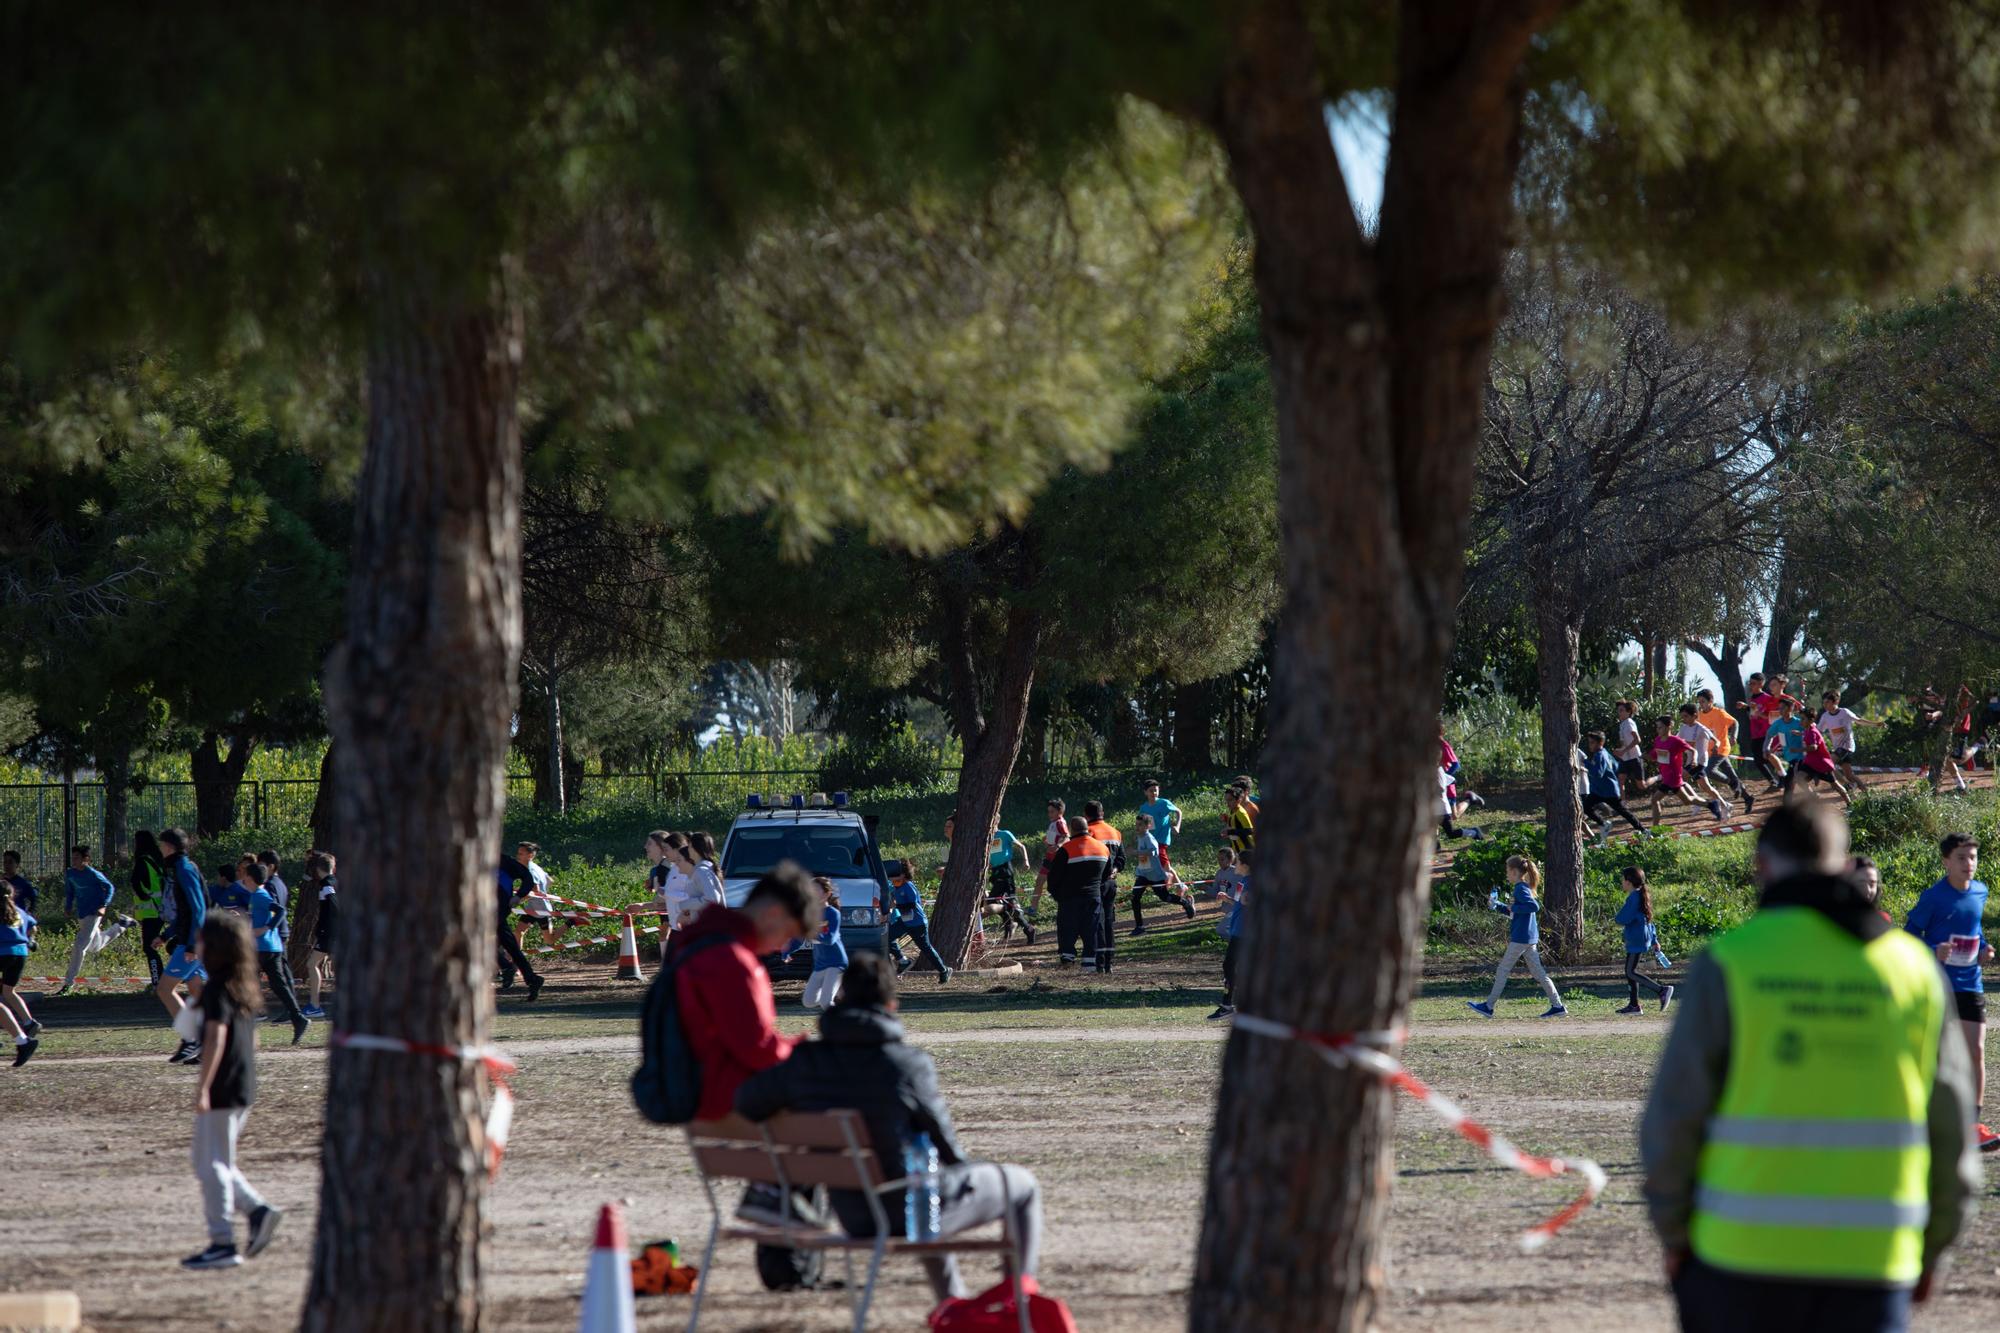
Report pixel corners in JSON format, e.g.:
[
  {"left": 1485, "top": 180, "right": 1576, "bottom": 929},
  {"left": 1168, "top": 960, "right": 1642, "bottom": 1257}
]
[
  {"left": 615, "top": 915, "right": 646, "bottom": 982},
  {"left": 578, "top": 1202, "right": 636, "bottom": 1333}
]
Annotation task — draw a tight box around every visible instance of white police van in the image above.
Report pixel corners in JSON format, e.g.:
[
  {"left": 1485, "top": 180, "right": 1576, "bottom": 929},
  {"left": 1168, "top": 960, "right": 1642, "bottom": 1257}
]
[{"left": 719, "top": 792, "right": 891, "bottom": 977}]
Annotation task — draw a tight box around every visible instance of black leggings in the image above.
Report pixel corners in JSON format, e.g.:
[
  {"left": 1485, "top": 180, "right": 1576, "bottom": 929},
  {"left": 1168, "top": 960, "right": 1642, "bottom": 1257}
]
[
  {"left": 496, "top": 922, "right": 542, "bottom": 987},
  {"left": 1129, "top": 880, "right": 1188, "bottom": 928},
  {"left": 1222, "top": 938, "right": 1239, "bottom": 1004},
  {"left": 1583, "top": 795, "right": 1648, "bottom": 837},
  {"left": 259, "top": 951, "right": 307, "bottom": 1025},
  {"left": 1625, "top": 951, "right": 1666, "bottom": 1004},
  {"left": 140, "top": 917, "right": 166, "bottom": 980}
]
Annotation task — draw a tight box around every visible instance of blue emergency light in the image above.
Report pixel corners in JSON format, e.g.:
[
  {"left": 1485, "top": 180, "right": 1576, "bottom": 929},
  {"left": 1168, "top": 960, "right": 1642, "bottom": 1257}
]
[
  {"left": 789, "top": 793, "right": 805, "bottom": 811},
  {"left": 746, "top": 793, "right": 764, "bottom": 809},
  {"left": 832, "top": 791, "right": 849, "bottom": 808}
]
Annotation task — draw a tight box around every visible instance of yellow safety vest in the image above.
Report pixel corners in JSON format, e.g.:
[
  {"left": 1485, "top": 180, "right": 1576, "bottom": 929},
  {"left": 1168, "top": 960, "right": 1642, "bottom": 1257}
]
[{"left": 1691, "top": 907, "right": 1944, "bottom": 1284}]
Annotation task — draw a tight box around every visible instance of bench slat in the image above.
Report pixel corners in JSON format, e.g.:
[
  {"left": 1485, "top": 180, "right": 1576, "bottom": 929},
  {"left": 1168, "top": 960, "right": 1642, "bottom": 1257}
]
[
  {"left": 763, "top": 1109, "right": 870, "bottom": 1149},
  {"left": 692, "top": 1143, "right": 884, "bottom": 1191},
  {"left": 721, "top": 1225, "right": 1014, "bottom": 1255}
]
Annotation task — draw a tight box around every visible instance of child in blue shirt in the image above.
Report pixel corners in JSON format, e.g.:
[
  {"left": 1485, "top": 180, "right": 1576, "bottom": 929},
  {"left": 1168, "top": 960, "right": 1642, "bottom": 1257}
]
[
  {"left": 798, "top": 877, "right": 847, "bottom": 1012},
  {"left": 1467, "top": 856, "right": 1565, "bottom": 1018},
  {"left": 1612, "top": 867, "right": 1673, "bottom": 1015},
  {"left": 1907, "top": 832, "right": 1997, "bottom": 1141},
  {"left": 0, "top": 882, "right": 39, "bottom": 1064},
  {"left": 1209, "top": 849, "right": 1250, "bottom": 1021},
  {"left": 238, "top": 863, "right": 310, "bottom": 1043},
  {"left": 885, "top": 859, "right": 952, "bottom": 984},
  {"left": 1137, "top": 780, "right": 1182, "bottom": 848},
  {"left": 56, "top": 845, "right": 134, "bottom": 996}
]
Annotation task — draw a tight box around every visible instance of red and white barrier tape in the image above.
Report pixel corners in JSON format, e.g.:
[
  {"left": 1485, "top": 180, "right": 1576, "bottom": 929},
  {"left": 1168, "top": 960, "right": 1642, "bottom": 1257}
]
[
  {"left": 1853, "top": 766, "right": 1926, "bottom": 774},
  {"left": 1231, "top": 1013, "right": 1605, "bottom": 1252},
  {"left": 331, "top": 1031, "right": 517, "bottom": 1177},
  {"left": 19, "top": 975, "right": 152, "bottom": 988}
]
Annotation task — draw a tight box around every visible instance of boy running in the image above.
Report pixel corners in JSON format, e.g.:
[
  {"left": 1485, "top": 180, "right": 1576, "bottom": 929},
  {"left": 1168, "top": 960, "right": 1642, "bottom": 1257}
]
[
  {"left": 1692, "top": 689, "right": 1754, "bottom": 813},
  {"left": 1766, "top": 696, "right": 1806, "bottom": 783},
  {"left": 1611, "top": 700, "right": 1647, "bottom": 790},
  {"left": 1906, "top": 833, "right": 2000, "bottom": 1151},
  {"left": 56, "top": 845, "right": 135, "bottom": 995},
  {"left": 1739, "top": 673, "right": 1785, "bottom": 789},
  {"left": 1649, "top": 717, "right": 1726, "bottom": 824},
  {"left": 1816, "top": 690, "right": 1883, "bottom": 792},
  {"left": 1128, "top": 812, "right": 1195, "bottom": 935},
  {"left": 1137, "top": 780, "right": 1182, "bottom": 848},
  {"left": 1674, "top": 704, "right": 1732, "bottom": 811},
  {"left": 1578, "top": 731, "right": 1649, "bottom": 843}
]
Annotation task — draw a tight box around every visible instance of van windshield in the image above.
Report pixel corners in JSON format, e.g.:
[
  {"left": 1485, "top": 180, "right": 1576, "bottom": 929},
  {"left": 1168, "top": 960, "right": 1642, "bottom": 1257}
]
[{"left": 722, "top": 825, "right": 871, "bottom": 880}]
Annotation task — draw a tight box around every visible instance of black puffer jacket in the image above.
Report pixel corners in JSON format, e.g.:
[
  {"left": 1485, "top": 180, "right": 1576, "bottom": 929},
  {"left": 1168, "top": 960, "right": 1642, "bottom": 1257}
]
[{"left": 735, "top": 1004, "right": 964, "bottom": 1235}]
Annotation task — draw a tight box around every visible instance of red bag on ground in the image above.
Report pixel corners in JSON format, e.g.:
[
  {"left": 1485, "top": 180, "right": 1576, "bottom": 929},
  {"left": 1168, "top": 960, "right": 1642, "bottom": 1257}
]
[{"left": 928, "top": 1276, "right": 1078, "bottom": 1333}]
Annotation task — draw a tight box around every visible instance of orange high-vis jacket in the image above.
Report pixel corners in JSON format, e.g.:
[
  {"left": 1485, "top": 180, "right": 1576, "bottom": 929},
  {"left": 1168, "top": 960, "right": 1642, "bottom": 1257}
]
[{"left": 1048, "top": 836, "right": 1109, "bottom": 896}]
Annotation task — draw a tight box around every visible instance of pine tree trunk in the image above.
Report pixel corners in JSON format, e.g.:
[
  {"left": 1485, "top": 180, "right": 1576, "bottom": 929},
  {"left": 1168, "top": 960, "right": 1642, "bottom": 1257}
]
[
  {"left": 191, "top": 730, "right": 256, "bottom": 836},
  {"left": 1170, "top": 678, "right": 1217, "bottom": 770},
  {"left": 1191, "top": 3, "right": 1553, "bottom": 1329},
  {"left": 303, "top": 269, "right": 523, "bottom": 1333},
  {"left": 309, "top": 742, "right": 339, "bottom": 853},
  {"left": 1535, "top": 595, "right": 1586, "bottom": 963},
  {"left": 930, "top": 605, "right": 1042, "bottom": 966},
  {"left": 99, "top": 743, "right": 132, "bottom": 871}
]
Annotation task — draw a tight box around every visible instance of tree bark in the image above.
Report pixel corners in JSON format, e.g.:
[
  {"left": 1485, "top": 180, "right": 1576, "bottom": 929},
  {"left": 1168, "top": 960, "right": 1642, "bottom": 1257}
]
[
  {"left": 1763, "top": 537, "right": 1803, "bottom": 679},
  {"left": 303, "top": 268, "right": 523, "bottom": 1333},
  {"left": 99, "top": 742, "right": 133, "bottom": 871},
  {"left": 309, "top": 742, "right": 339, "bottom": 854},
  {"left": 190, "top": 729, "right": 256, "bottom": 837},
  {"left": 929, "top": 603, "right": 1042, "bottom": 967},
  {"left": 1684, "top": 637, "right": 1748, "bottom": 707},
  {"left": 1170, "top": 677, "right": 1217, "bottom": 770},
  {"left": 544, "top": 678, "right": 566, "bottom": 814},
  {"left": 1535, "top": 593, "right": 1586, "bottom": 962},
  {"left": 1191, "top": 3, "right": 1553, "bottom": 1330}
]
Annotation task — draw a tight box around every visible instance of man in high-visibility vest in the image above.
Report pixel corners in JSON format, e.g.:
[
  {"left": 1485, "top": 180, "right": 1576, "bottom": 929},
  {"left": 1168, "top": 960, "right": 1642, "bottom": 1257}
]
[{"left": 1641, "top": 802, "right": 1981, "bottom": 1332}]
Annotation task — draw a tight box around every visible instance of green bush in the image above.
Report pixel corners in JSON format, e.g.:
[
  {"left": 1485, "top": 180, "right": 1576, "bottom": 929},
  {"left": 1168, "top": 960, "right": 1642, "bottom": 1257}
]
[
  {"left": 1442, "top": 822, "right": 1546, "bottom": 907},
  {"left": 1652, "top": 890, "right": 1748, "bottom": 957},
  {"left": 1848, "top": 788, "right": 1949, "bottom": 849},
  {"left": 818, "top": 723, "right": 952, "bottom": 796}
]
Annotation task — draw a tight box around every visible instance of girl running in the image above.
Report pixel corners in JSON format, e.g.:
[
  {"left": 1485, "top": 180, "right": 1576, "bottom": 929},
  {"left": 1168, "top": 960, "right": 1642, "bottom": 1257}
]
[
  {"left": 1467, "top": 856, "right": 1565, "bottom": 1018},
  {"left": 1785, "top": 714, "right": 1851, "bottom": 805},
  {"left": 799, "top": 877, "right": 847, "bottom": 1011},
  {"left": 181, "top": 914, "right": 283, "bottom": 1269},
  {"left": 132, "top": 829, "right": 168, "bottom": 984},
  {"left": 1613, "top": 868, "right": 1674, "bottom": 1014},
  {"left": 0, "top": 883, "right": 40, "bottom": 1065},
  {"left": 1647, "top": 717, "right": 1725, "bottom": 824}
]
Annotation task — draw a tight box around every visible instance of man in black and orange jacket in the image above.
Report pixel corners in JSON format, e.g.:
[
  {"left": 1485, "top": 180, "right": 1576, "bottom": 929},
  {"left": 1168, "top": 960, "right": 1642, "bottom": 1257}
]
[
  {"left": 1046, "top": 816, "right": 1108, "bottom": 967},
  {"left": 1082, "top": 801, "right": 1126, "bottom": 975}
]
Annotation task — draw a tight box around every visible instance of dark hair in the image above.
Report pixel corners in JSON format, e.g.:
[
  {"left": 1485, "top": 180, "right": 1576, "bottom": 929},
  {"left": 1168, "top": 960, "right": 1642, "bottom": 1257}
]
[
  {"left": 515, "top": 841, "right": 539, "bottom": 858},
  {"left": 647, "top": 829, "right": 671, "bottom": 852},
  {"left": 1142, "top": 778, "right": 1160, "bottom": 790},
  {"left": 1582, "top": 730, "right": 1605, "bottom": 745},
  {"left": 1652, "top": 716, "right": 1672, "bottom": 731},
  {"left": 1677, "top": 703, "right": 1697, "bottom": 717},
  {"left": 1758, "top": 801, "right": 1845, "bottom": 871},
  {"left": 1621, "top": 866, "right": 1653, "bottom": 921},
  {"left": 1, "top": 849, "right": 17, "bottom": 865},
  {"left": 688, "top": 832, "right": 717, "bottom": 863},
  {"left": 161, "top": 827, "right": 189, "bottom": 852},
  {"left": 1066, "top": 815, "right": 1087, "bottom": 837},
  {"left": 744, "top": 861, "right": 816, "bottom": 925},
  {"left": 134, "top": 830, "right": 163, "bottom": 865},
  {"left": 1616, "top": 699, "right": 1636, "bottom": 712},
  {"left": 242, "top": 862, "right": 269, "bottom": 887},
  {"left": 200, "top": 914, "right": 263, "bottom": 1016},
  {"left": 1082, "top": 800, "right": 1103, "bottom": 821},
  {"left": 889, "top": 858, "right": 913, "bottom": 880},
  {"left": 813, "top": 875, "right": 840, "bottom": 907},
  {"left": 70, "top": 844, "right": 90, "bottom": 860},
  {"left": 1852, "top": 854, "right": 1877, "bottom": 872},
  {"left": 257, "top": 849, "right": 280, "bottom": 868},
  {"left": 1046, "top": 798, "right": 1065, "bottom": 811},
  {"left": 837, "top": 952, "right": 897, "bottom": 1011},
  {"left": 305, "top": 851, "right": 333, "bottom": 879},
  {"left": 1237, "top": 847, "right": 1254, "bottom": 867},
  {"left": 1941, "top": 832, "right": 1980, "bottom": 859}
]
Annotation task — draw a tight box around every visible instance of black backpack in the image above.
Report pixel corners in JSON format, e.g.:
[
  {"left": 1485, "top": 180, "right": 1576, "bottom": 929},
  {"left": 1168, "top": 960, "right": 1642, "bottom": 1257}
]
[{"left": 631, "top": 931, "right": 734, "bottom": 1124}]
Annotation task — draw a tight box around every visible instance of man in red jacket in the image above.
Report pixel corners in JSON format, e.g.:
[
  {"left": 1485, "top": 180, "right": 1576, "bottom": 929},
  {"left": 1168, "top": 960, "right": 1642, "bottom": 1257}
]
[{"left": 676, "top": 864, "right": 817, "bottom": 1120}]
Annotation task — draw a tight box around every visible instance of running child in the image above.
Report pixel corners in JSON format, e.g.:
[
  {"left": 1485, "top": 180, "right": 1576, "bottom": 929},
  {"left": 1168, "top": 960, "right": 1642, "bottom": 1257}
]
[
  {"left": 1211, "top": 847, "right": 1245, "bottom": 903},
  {"left": 2, "top": 850, "right": 35, "bottom": 916},
  {"left": 1222, "top": 786, "right": 1256, "bottom": 854},
  {"left": 885, "top": 859, "right": 952, "bottom": 984},
  {"left": 56, "top": 844, "right": 134, "bottom": 995},
  {"left": 1785, "top": 712, "right": 1851, "bottom": 805},
  {"left": 1466, "top": 855, "right": 1565, "bottom": 1018},
  {"left": 512, "top": 842, "right": 559, "bottom": 948},
  {"left": 1674, "top": 703, "right": 1733, "bottom": 811},
  {"left": 0, "top": 883, "right": 40, "bottom": 1065},
  {"left": 181, "top": 913, "right": 284, "bottom": 1269},
  {"left": 1439, "top": 722, "right": 1488, "bottom": 810},
  {"left": 798, "top": 877, "right": 847, "bottom": 1012},
  {"left": 1209, "top": 848, "right": 1249, "bottom": 1021},
  {"left": 1612, "top": 700, "right": 1648, "bottom": 790},
  {"left": 158, "top": 828, "right": 209, "bottom": 1065},
  {"left": 302, "top": 852, "right": 337, "bottom": 1017},
  {"left": 1739, "top": 673, "right": 1784, "bottom": 788},
  {"left": 1128, "top": 812, "right": 1195, "bottom": 934},
  {"left": 237, "top": 862, "right": 309, "bottom": 1044},
  {"left": 1578, "top": 731, "right": 1649, "bottom": 843},
  {"left": 1817, "top": 690, "right": 1884, "bottom": 792},
  {"left": 1765, "top": 697, "right": 1807, "bottom": 789},
  {"left": 983, "top": 823, "right": 1034, "bottom": 943},
  {"left": 1693, "top": 689, "right": 1755, "bottom": 813},
  {"left": 1612, "top": 868, "right": 1673, "bottom": 1014},
  {"left": 1905, "top": 832, "right": 2000, "bottom": 1151},
  {"left": 1438, "top": 767, "right": 1485, "bottom": 841},
  {"left": 1648, "top": 717, "right": 1726, "bottom": 825}
]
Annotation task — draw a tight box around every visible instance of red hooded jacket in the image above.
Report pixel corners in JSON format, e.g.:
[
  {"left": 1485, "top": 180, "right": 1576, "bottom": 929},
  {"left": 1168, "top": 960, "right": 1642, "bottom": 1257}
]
[{"left": 674, "top": 904, "right": 797, "bottom": 1120}]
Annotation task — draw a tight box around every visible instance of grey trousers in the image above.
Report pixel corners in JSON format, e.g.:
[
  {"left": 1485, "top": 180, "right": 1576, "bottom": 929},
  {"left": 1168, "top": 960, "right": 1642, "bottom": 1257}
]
[
  {"left": 921, "top": 1162, "right": 1042, "bottom": 1301},
  {"left": 62, "top": 911, "right": 128, "bottom": 987},
  {"left": 1485, "top": 941, "right": 1559, "bottom": 1006},
  {"left": 193, "top": 1107, "right": 267, "bottom": 1245}
]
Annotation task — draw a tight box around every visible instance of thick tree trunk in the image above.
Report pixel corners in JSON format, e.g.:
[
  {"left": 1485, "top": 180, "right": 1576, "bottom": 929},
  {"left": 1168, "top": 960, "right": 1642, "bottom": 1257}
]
[
  {"left": 1170, "top": 677, "right": 1217, "bottom": 770},
  {"left": 1191, "top": 3, "right": 1552, "bottom": 1330},
  {"left": 1763, "top": 538, "right": 1802, "bottom": 679},
  {"left": 190, "top": 730, "right": 256, "bottom": 837},
  {"left": 99, "top": 743, "right": 132, "bottom": 871},
  {"left": 309, "top": 742, "right": 339, "bottom": 854},
  {"left": 930, "top": 605, "right": 1042, "bottom": 966},
  {"left": 1535, "top": 595, "right": 1586, "bottom": 962},
  {"left": 303, "top": 270, "right": 523, "bottom": 1333},
  {"left": 1107, "top": 695, "right": 1143, "bottom": 763},
  {"left": 1684, "top": 637, "right": 1748, "bottom": 707}
]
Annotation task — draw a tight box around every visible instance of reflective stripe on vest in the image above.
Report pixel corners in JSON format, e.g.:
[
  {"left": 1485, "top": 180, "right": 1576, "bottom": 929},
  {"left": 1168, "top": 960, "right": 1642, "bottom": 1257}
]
[
  {"left": 1689, "top": 907, "right": 1943, "bottom": 1285},
  {"left": 1694, "top": 1187, "right": 1929, "bottom": 1231},
  {"left": 1706, "top": 1117, "right": 1927, "bottom": 1150}
]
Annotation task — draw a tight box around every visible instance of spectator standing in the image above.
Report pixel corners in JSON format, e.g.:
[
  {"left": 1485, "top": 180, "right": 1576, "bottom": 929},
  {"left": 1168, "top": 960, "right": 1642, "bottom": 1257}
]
[
  {"left": 1643, "top": 803, "right": 1980, "bottom": 1331},
  {"left": 1209, "top": 848, "right": 1249, "bottom": 1021},
  {"left": 301, "top": 852, "right": 338, "bottom": 1017},
  {"left": 1083, "top": 801, "right": 1125, "bottom": 974},
  {"left": 1, "top": 850, "right": 35, "bottom": 916},
  {"left": 736, "top": 953, "right": 1043, "bottom": 1305},
  {"left": 1045, "top": 817, "right": 1108, "bottom": 967},
  {"left": 132, "top": 831, "right": 169, "bottom": 984}
]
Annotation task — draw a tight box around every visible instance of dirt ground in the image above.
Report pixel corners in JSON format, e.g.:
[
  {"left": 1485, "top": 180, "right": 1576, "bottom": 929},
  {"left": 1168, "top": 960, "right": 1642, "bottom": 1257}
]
[{"left": 7, "top": 894, "right": 2000, "bottom": 1330}]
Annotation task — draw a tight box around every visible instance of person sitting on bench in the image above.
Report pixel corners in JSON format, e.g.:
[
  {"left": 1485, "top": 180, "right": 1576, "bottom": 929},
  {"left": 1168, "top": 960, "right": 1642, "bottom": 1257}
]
[{"left": 734, "top": 950, "right": 1043, "bottom": 1304}]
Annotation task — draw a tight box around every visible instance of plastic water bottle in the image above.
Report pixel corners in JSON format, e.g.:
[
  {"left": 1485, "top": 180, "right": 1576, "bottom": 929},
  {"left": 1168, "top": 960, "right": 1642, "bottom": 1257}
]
[
  {"left": 1655, "top": 948, "right": 1673, "bottom": 969},
  {"left": 903, "top": 1131, "right": 942, "bottom": 1240}
]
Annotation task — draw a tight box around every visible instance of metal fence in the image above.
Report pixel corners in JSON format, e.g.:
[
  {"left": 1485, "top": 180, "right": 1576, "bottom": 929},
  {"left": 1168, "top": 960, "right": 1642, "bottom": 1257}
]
[{"left": 0, "top": 761, "right": 1161, "bottom": 879}]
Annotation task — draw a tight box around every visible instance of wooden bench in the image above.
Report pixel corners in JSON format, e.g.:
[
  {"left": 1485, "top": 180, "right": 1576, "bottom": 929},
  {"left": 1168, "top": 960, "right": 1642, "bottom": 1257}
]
[{"left": 684, "top": 1110, "right": 1029, "bottom": 1333}]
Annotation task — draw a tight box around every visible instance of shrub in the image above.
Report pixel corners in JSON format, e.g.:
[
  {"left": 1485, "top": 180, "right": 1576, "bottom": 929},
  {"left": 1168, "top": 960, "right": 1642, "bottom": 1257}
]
[
  {"left": 1848, "top": 788, "right": 1949, "bottom": 850},
  {"left": 1443, "top": 822, "right": 1546, "bottom": 907},
  {"left": 817, "top": 723, "right": 952, "bottom": 797},
  {"left": 1652, "top": 890, "right": 1747, "bottom": 957}
]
